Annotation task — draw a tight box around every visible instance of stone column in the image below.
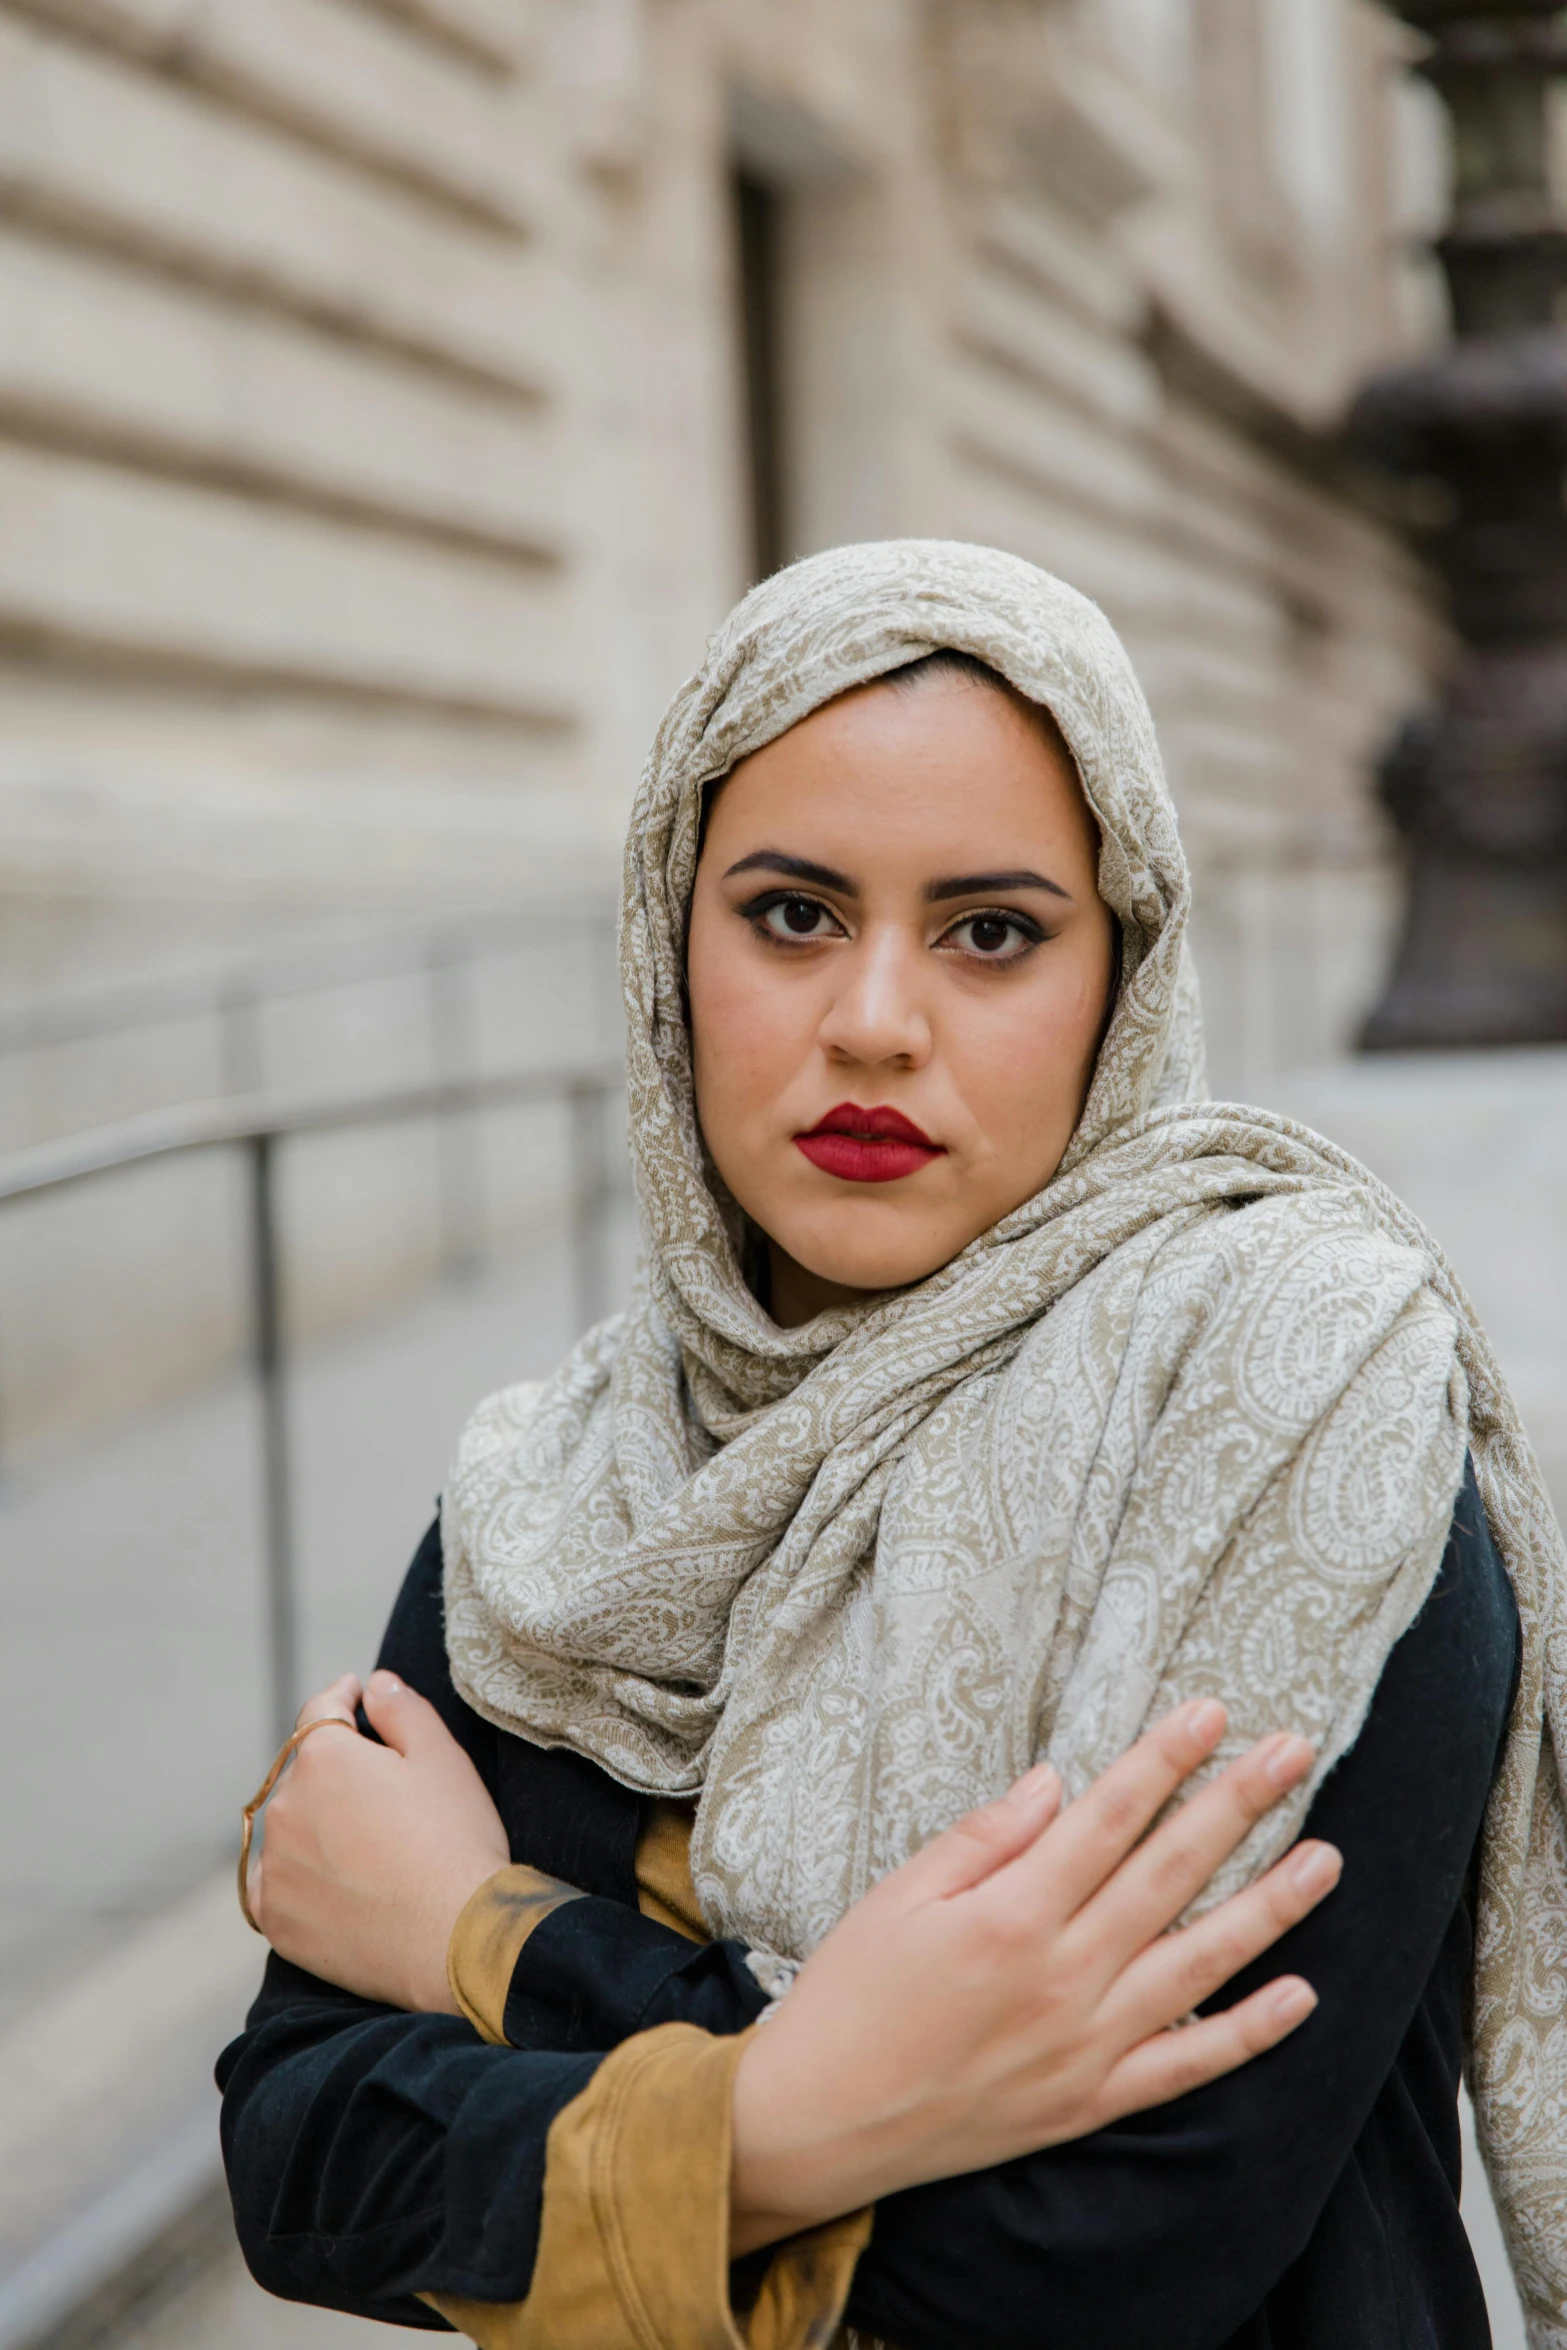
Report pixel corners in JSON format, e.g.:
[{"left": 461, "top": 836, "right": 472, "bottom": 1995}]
[{"left": 1351, "top": 0, "right": 1567, "bottom": 1047}]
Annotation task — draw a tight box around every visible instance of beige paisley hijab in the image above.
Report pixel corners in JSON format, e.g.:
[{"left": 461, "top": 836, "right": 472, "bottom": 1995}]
[{"left": 445, "top": 541, "right": 1567, "bottom": 2341}]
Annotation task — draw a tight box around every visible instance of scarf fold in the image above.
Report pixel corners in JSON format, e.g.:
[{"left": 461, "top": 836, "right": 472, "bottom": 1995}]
[{"left": 442, "top": 541, "right": 1567, "bottom": 2343}]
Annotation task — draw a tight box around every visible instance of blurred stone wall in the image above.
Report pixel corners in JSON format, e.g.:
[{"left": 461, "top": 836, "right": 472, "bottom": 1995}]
[
  {"left": 0, "top": 0, "right": 1448, "bottom": 1007},
  {"left": 0, "top": 0, "right": 1453, "bottom": 1448}
]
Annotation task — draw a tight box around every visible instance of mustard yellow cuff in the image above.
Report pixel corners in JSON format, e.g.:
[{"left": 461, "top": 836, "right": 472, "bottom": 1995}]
[
  {"left": 744, "top": 2203, "right": 874, "bottom": 2350},
  {"left": 446, "top": 1864, "right": 585, "bottom": 2047},
  {"left": 426, "top": 2021, "right": 873, "bottom": 2349}
]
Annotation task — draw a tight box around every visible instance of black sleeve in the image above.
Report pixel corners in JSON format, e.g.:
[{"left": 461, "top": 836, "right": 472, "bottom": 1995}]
[
  {"left": 217, "top": 1513, "right": 602, "bottom": 2327},
  {"left": 843, "top": 1460, "right": 1520, "bottom": 2350},
  {"left": 219, "top": 1935, "right": 764, "bottom": 2327},
  {"left": 218, "top": 1517, "right": 763, "bottom": 2326},
  {"left": 218, "top": 1972, "right": 597, "bottom": 2326}
]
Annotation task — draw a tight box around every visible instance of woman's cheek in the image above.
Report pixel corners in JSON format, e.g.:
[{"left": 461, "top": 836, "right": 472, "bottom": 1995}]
[
  {"left": 725, "top": 986, "right": 804, "bottom": 1133},
  {"left": 694, "top": 987, "right": 801, "bottom": 1203},
  {"left": 952, "top": 991, "right": 1094, "bottom": 1196},
  {"left": 965, "top": 988, "right": 1078, "bottom": 1112}
]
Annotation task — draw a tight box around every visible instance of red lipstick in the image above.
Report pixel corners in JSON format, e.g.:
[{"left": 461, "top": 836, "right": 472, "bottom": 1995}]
[{"left": 794, "top": 1102, "right": 945, "bottom": 1184}]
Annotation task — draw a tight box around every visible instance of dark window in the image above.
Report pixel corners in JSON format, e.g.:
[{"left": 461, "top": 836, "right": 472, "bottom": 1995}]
[{"left": 733, "top": 166, "right": 785, "bottom": 583}]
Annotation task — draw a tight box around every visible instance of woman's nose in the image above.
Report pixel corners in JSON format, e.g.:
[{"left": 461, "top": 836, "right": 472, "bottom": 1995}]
[{"left": 817, "top": 932, "right": 933, "bottom": 1067}]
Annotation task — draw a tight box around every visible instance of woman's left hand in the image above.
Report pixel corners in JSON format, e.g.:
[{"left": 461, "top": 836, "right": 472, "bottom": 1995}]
[{"left": 248, "top": 1670, "right": 511, "bottom": 2013}]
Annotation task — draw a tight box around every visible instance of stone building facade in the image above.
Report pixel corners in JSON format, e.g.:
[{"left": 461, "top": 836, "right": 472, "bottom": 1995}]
[
  {"left": 0, "top": 0, "right": 1453, "bottom": 1445},
  {"left": 0, "top": 0, "right": 1446, "bottom": 1049}
]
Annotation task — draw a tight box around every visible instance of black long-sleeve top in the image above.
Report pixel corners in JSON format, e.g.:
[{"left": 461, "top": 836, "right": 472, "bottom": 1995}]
[{"left": 218, "top": 1459, "right": 1519, "bottom": 2350}]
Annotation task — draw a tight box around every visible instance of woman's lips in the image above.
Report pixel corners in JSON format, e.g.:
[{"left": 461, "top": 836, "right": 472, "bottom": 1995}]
[{"left": 794, "top": 1102, "right": 946, "bottom": 1185}]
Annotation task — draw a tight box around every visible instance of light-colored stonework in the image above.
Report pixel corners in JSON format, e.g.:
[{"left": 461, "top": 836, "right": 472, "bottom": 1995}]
[
  {"left": 0, "top": 0, "right": 1444, "bottom": 1028},
  {"left": 0, "top": 0, "right": 1457, "bottom": 1448}
]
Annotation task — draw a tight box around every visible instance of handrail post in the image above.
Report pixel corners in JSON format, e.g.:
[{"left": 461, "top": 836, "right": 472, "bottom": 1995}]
[
  {"left": 569, "top": 1083, "right": 609, "bottom": 1336},
  {"left": 429, "top": 937, "right": 484, "bottom": 1281},
  {"left": 248, "top": 1132, "right": 297, "bottom": 1748}
]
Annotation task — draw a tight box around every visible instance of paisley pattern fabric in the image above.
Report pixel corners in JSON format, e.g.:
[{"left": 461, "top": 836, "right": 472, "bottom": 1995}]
[{"left": 442, "top": 541, "right": 1567, "bottom": 2344}]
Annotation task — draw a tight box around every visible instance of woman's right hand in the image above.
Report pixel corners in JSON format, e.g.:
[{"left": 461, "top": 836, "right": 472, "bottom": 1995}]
[{"left": 730, "top": 1699, "right": 1339, "bottom": 2253}]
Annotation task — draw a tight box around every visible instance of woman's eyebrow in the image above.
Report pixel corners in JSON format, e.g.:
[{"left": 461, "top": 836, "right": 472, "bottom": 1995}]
[
  {"left": 926, "top": 869, "right": 1073, "bottom": 903},
  {"left": 722, "top": 850, "right": 857, "bottom": 892},
  {"left": 721, "top": 852, "right": 1072, "bottom": 904}
]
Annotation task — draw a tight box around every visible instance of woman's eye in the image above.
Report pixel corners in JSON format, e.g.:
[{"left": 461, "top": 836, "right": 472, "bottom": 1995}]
[
  {"left": 945, "top": 912, "right": 1041, "bottom": 960},
  {"left": 757, "top": 895, "right": 839, "bottom": 941}
]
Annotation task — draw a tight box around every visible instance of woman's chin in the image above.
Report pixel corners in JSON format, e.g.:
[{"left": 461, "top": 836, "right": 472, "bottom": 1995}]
[{"left": 777, "top": 1229, "right": 967, "bottom": 1302}]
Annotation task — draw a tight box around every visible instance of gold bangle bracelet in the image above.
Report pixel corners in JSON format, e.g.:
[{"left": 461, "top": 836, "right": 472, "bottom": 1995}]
[{"left": 237, "top": 1714, "right": 358, "bottom": 1935}]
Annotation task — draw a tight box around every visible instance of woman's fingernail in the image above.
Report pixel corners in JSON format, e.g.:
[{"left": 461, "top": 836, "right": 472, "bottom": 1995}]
[
  {"left": 1186, "top": 1698, "right": 1226, "bottom": 1746},
  {"left": 1008, "top": 1760, "right": 1060, "bottom": 1809},
  {"left": 1290, "top": 1842, "right": 1342, "bottom": 1898},
  {"left": 368, "top": 1670, "right": 402, "bottom": 1696},
  {"left": 1272, "top": 1978, "right": 1317, "bottom": 2025},
  {"left": 1264, "top": 1733, "right": 1315, "bottom": 1787}
]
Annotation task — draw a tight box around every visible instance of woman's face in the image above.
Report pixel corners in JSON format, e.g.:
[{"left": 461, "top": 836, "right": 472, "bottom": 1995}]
[{"left": 687, "top": 668, "right": 1117, "bottom": 1326}]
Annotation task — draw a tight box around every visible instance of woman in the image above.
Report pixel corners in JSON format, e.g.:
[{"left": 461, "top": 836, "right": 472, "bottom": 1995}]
[{"left": 221, "top": 542, "right": 1562, "bottom": 2348}]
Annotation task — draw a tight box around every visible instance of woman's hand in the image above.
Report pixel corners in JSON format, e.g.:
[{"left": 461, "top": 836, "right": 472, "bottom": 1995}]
[
  {"left": 731, "top": 1699, "right": 1339, "bottom": 2252},
  {"left": 248, "top": 1671, "right": 510, "bottom": 2014}
]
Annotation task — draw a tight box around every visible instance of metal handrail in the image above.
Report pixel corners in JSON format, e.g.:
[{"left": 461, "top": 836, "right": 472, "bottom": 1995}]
[{"left": 0, "top": 1063, "right": 625, "bottom": 1747}]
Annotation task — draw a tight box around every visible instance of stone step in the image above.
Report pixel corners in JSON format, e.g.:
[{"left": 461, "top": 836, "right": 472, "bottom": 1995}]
[{"left": 0, "top": 1874, "right": 255, "bottom": 2350}]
